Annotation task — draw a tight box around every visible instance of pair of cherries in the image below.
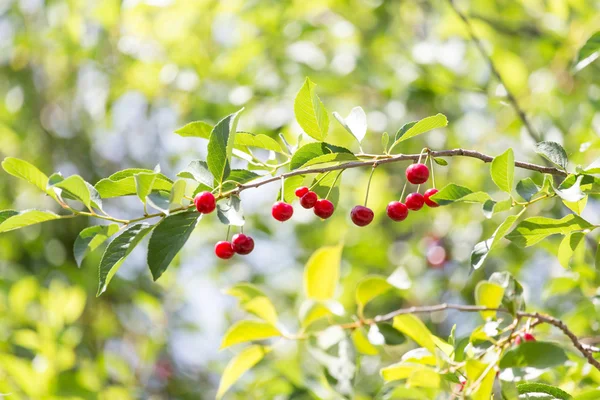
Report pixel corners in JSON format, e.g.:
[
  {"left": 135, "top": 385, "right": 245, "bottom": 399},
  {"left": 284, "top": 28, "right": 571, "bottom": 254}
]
[
  {"left": 193, "top": 192, "right": 255, "bottom": 259},
  {"left": 514, "top": 332, "right": 535, "bottom": 345},
  {"left": 271, "top": 187, "right": 335, "bottom": 221}
]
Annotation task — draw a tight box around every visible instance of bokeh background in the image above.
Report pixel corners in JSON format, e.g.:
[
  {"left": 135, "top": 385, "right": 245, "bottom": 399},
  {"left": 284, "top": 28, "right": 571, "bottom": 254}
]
[{"left": 0, "top": 0, "right": 599, "bottom": 398}]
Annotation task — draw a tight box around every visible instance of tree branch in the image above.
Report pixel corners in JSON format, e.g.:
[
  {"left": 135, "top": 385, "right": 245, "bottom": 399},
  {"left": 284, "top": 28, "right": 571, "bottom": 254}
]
[{"left": 446, "top": 0, "right": 542, "bottom": 143}]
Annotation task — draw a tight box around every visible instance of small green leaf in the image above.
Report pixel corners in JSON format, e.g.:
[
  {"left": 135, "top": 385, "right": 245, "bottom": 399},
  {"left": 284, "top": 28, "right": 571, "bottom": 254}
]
[
  {"left": 482, "top": 199, "right": 512, "bottom": 219},
  {"left": 557, "top": 232, "right": 585, "bottom": 268},
  {"left": 290, "top": 142, "right": 354, "bottom": 170},
  {"left": 217, "top": 196, "right": 245, "bottom": 226},
  {"left": 466, "top": 359, "right": 495, "bottom": 400},
  {"left": 175, "top": 121, "right": 213, "bottom": 138},
  {"left": 555, "top": 175, "right": 586, "bottom": 202},
  {"left": 475, "top": 281, "right": 504, "bottom": 319},
  {"left": 168, "top": 179, "right": 186, "bottom": 211},
  {"left": 177, "top": 160, "right": 214, "bottom": 187},
  {"left": 220, "top": 170, "right": 261, "bottom": 192},
  {"left": 0, "top": 210, "right": 18, "bottom": 224},
  {"left": 488, "top": 271, "right": 525, "bottom": 316},
  {"left": 225, "top": 283, "right": 278, "bottom": 326},
  {"left": 506, "top": 214, "right": 593, "bottom": 247},
  {"left": 351, "top": 328, "right": 378, "bottom": 355},
  {"left": 0, "top": 210, "right": 61, "bottom": 234},
  {"left": 235, "top": 132, "right": 285, "bottom": 154},
  {"left": 147, "top": 211, "right": 200, "bottom": 281},
  {"left": 220, "top": 320, "right": 281, "bottom": 349},
  {"left": 294, "top": 78, "right": 329, "bottom": 141},
  {"left": 392, "top": 314, "right": 436, "bottom": 354},
  {"left": 573, "top": 31, "right": 600, "bottom": 73},
  {"left": 534, "top": 141, "right": 568, "bottom": 170},
  {"left": 517, "top": 383, "right": 572, "bottom": 399},
  {"left": 380, "top": 361, "right": 438, "bottom": 384},
  {"left": 73, "top": 224, "right": 120, "bottom": 267},
  {"left": 2, "top": 157, "right": 48, "bottom": 193},
  {"left": 216, "top": 345, "right": 267, "bottom": 400},
  {"left": 207, "top": 109, "right": 244, "bottom": 186},
  {"left": 304, "top": 244, "right": 343, "bottom": 301},
  {"left": 430, "top": 183, "right": 491, "bottom": 205},
  {"left": 516, "top": 177, "right": 540, "bottom": 201},
  {"left": 394, "top": 121, "right": 417, "bottom": 142},
  {"left": 134, "top": 173, "right": 157, "bottom": 204},
  {"left": 301, "top": 152, "right": 358, "bottom": 168},
  {"left": 490, "top": 148, "right": 514, "bottom": 193},
  {"left": 499, "top": 341, "right": 568, "bottom": 369},
  {"left": 433, "top": 157, "right": 448, "bottom": 166},
  {"left": 381, "top": 132, "right": 389, "bottom": 152},
  {"left": 51, "top": 175, "right": 94, "bottom": 209},
  {"left": 333, "top": 106, "right": 367, "bottom": 143},
  {"left": 95, "top": 169, "right": 172, "bottom": 198},
  {"left": 389, "top": 114, "right": 448, "bottom": 151},
  {"left": 471, "top": 214, "right": 520, "bottom": 270},
  {"left": 575, "top": 390, "right": 600, "bottom": 400},
  {"left": 355, "top": 275, "right": 392, "bottom": 315},
  {"left": 98, "top": 223, "right": 153, "bottom": 296},
  {"left": 563, "top": 196, "right": 588, "bottom": 215}
]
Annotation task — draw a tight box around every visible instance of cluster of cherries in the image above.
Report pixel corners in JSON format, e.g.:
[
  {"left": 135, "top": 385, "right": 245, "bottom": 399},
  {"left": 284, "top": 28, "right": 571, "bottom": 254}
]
[
  {"left": 272, "top": 186, "right": 335, "bottom": 221},
  {"left": 514, "top": 332, "right": 535, "bottom": 345},
  {"left": 194, "top": 191, "right": 255, "bottom": 259}
]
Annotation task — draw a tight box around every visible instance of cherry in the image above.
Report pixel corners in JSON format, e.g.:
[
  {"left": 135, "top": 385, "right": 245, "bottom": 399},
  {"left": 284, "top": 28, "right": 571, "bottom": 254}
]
[
  {"left": 215, "top": 241, "right": 234, "bottom": 259},
  {"left": 300, "top": 191, "right": 318, "bottom": 209},
  {"left": 523, "top": 332, "right": 536, "bottom": 342},
  {"left": 194, "top": 191, "right": 216, "bottom": 214},
  {"left": 423, "top": 188, "right": 439, "bottom": 208},
  {"left": 295, "top": 186, "right": 309, "bottom": 198},
  {"left": 406, "top": 163, "right": 430, "bottom": 184},
  {"left": 386, "top": 201, "right": 409, "bottom": 221},
  {"left": 314, "top": 199, "right": 334, "bottom": 219},
  {"left": 272, "top": 201, "right": 294, "bottom": 221},
  {"left": 231, "top": 233, "right": 255, "bottom": 255},
  {"left": 405, "top": 192, "right": 425, "bottom": 211},
  {"left": 351, "top": 205, "right": 374, "bottom": 227}
]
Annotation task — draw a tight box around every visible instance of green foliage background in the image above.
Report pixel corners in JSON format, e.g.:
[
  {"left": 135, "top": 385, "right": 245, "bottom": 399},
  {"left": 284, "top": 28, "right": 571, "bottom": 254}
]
[{"left": 0, "top": 0, "right": 599, "bottom": 398}]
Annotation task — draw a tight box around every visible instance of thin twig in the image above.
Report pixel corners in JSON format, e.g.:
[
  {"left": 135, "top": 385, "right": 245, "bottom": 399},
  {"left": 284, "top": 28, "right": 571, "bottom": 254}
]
[{"left": 446, "top": 0, "right": 542, "bottom": 143}]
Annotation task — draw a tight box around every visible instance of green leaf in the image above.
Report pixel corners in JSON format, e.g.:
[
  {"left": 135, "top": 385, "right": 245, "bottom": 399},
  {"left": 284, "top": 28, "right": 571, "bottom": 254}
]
[
  {"left": 575, "top": 390, "right": 600, "bottom": 400},
  {"left": 95, "top": 169, "right": 173, "bottom": 198},
  {"left": 534, "top": 141, "right": 568, "bottom": 170},
  {"left": 333, "top": 106, "right": 367, "bottom": 143},
  {"left": 563, "top": 196, "right": 587, "bottom": 215},
  {"left": 389, "top": 114, "right": 448, "bottom": 151},
  {"left": 73, "top": 224, "right": 120, "bottom": 267},
  {"left": 430, "top": 183, "right": 491, "bottom": 205},
  {"left": 175, "top": 120, "right": 213, "bottom": 138},
  {"left": 207, "top": 109, "right": 244, "bottom": 186},
  {"left": 177, "top": 160, "right": 214, "bottom": 187},
  {"left": 516, "top": 178, "right": 540, "bottom": 201},
  {"left": 557, "top": 232, "right": 585, "bottom": 268},
  {"left": 517, "top": 383, "right": 572, "bottom": 400},
  {"left": 168, "top": 179, "right": 186, "bottom": 211},
  {"left": 134, "top": 172, "right": 157, "bottom": 204},
  {"left": 482, "top": 199, "right": 512, "bottom": 219},
  {"left": 573, "top": 31, "right": 600, "bottom": 73},
  {"left": 217, "top": 195, "right": 245, "bottom": 226},
  {"left": 433, "top": 157, "right": 448, "bottom": 166},
  {"left": 505, "top": 214, "right": 593, "bottom": 247},
  {"left": 278, "top": 175, "right": 305, "bottom": 203},
  {"left": 225, "top": 283, "right": 278, "bottom": 325},
  {"left": 392, "top": 314, "right": 436, "bottom": 354},
  {"left": 471, "top": 214, "right": 520, "bottom": 270},
  {"left": 290, "top": 142, "right": 354, "bottom": 170},
  {"left": 97, "top": 223, "right": 153, "bottom": 296},
  {"left": 355, "top": 275, "right": 392, "bottom": 315},
  {"left": 294, "top": 78, "right": 329, "bottom": 140},
  {"left": 220, "top": 170, "right": 261, "bottom": 192},
  {"left": 394, "top": 121, "right": 417, "bottom": 142},
  {"left": 0, "top": 210, "right": 18, "bottom": 224},
  {"left": 351, "top": 328, "right": 378, "bottom": 355},
  {"left": 301, "top": 152, "right": 358, "bottom": 168},
  {"left": 475, "top": 281, "right": 505, "bottom": 319},
  {"left": 147, "top": 211, "right": 200, "bottom": 281},
  {"left": 381, "top": 132, "right": 389, "bottom": 152},
  {"left": 2, "top": 157, "right": 48, "bottom": 193},
  {"left": 377, "top": 323, "right": 406, "bottom": 345},
  {"left": 491, "top": 148, "right": 515, "bottom": 193},
  {"left": 555, "top": 175, "right": 586, "bottom": 202},
  {"left": 489, "top": 271, "right": 525, "bottom": 316},
  {"left": 216, "top": 345, "right": 267, "bottom": 400},
  {"left": 466, "top": 359, "right": 495, "bottom": 400},
  {"left": 380, "top": 361, "right": 438, "bottom": 384},
  {"left": 304, "top": 244, "right": 343, "bottom": 301},
  {"left": 500, "top": 341, "right": 568, "bottom": 369},
  {"left": 220, "top": 320, "right": 281, "bottom": 349},
  {"left": 51, "top": 175, "right": 94, "bottom": 209},
  {"left": 0, "top": 210, "right": 61, "bottom": 234},
  {"left": 235, "top": 132, "right": 285, "bottom": 154}
]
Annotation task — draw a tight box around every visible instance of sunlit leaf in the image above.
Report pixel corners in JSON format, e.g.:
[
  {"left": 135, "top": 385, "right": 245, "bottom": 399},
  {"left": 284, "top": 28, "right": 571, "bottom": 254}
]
[
  {"left": 333, "top": 106, "right": 367, "bottom": 143},
  {"left": 534, "top": 141, "right": 568, "bottom": 170},
  {"left": 389, "top": 114, "right": 447, "bottom": 151},
  {"left": 134, "top": 172, "right": 156, "bottom": 204},
  {"left": 235, "top": 132, "right": 285, "bottom": 154},
  {"left": 490, "top": 148, "right": 514, "bottom": 193},
  {"left": 290, "top": 142, "right": 354, "bottom": 170},
  {"left": 294, "top": 78, "right": 329, "bottom": 140},
  {"left": 207, "top": 109, "right": 244, "bottom": 186},
  {"left": 557, "top": 232, "right": 585, "bottom": 269},
  {"left": 474, "top": 281, "right": 504, "bottom": 319},
  {"left": 2, "top": 157, "right": 48, "bottom": 193},
  {"left": 392, "top": 314, "right": 436, "bottom": 354},
  {"left": 471, "top": 214, "right": 520, "bottom": 270},
  {"left": 0, "top": 210, "right": 61, "bottom": 233},
  {"left": 516, "top": 177, "right": 540, "bottom": 201},
  {"left": 351, "top": 328, "right": 378, "bottom": 355},
  {"left": 573, "top": 31, "right": 600, "bottom": 73},
  {"left": 51, "top": 175, "right": 94, "bottom": 209},
  {"left": 177, "top": 160, "right": 214, "bottom": 187},
  {"left": 95, "top": 169, "right": 173, "bottom": 198},
  {"left": 506, "top": 214, "right": 593, "bottom": 247},
  {"left": 73, "top": 224, "right": 120, "bottom": 267},
  {"left": 216, "top": 345, "right": 267, "bottom": 399},
  {"left": 430, "top": 183, "right": 491, "bottom": 205},
  {"left": 220, "top": 320, "right": 281, "bottom": 349},
  {"left": 466, "top": 359, "right": 495, "bottom": 400},
  {"left": 499, "top": 341, "right": 568, "bottom": 369},
  {"left": 355, "top": 275, "right": 392, "bottom": 315},
  {"left": 175, "top": 120, "right": 213, "bottom": 138},
  {"left": 217, "top": 195, "right": 244, "bottom": 226},
  {"left": 304, "top": 244, "right": 343, "bottom": 301}
]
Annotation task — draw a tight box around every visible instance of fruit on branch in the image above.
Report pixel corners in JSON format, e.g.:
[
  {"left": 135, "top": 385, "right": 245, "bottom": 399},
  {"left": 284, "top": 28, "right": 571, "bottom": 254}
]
[
  {"left": 515, "top": 332, "right": 536, "bottom": 345},
  {"left": 295, "top": 186, "right": 309, "bottom": 198},
  {"left": 300, "top": 191, "right": 318, "bottom": 209},
  {"left": 215, "top": 241, "right": 235, "bottom": 259},
  {"left": 272, "top": 201, "right": 294, "bottom": 221},
  {"left": 231, "top": 233, "right": 255, "bottom": 255},
  {"left": 405, "top": 192, "right": 425, "bottom": 211},
  {"left": 314, "top": 199, "right": 334, "bottom": 219},
  {"left": 406, "top": 163, "right": 430, "bottom": 184},
  {"left": 350, "top": 205, "right": 374, "bottom": 227},
  {"left": 194, "top": 191, "right": 216, "bottom": 214},
  {"left": 386, "top": 201, "right": 409, "bottom": 221},
  {"left": 424, "top": 188, "right": 439, "bottom": 208}
]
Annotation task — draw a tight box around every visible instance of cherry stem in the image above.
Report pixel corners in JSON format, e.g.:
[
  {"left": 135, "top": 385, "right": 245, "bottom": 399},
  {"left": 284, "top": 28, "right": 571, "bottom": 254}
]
[
  {"left": 364, "top": 166, "right": 377, "bottom": 207},
  {"left": 429, "top": 154, "right": 436, "bottom": 188},
  {"left": 416, "top": 148, "right": 428, "bottom": 164},
  {"left": 325, "top": 170, "right": 344, "bottom": 200},
  {"left": 226, "top": 225, "right": 231, "bottom": 241},
  {"left": 399, "top": 180, "right": 408, "bottom": 202},
  {"left": 310, "top": 170, "right": 332, "bottom": 190},
  {"left": 280, "top": 176, "right": 285, "bottom": 202}
]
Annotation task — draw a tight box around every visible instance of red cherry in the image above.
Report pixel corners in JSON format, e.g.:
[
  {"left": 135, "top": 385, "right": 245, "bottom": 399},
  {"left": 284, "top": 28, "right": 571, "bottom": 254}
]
[
  {"left": 215, "top": 241, "right": 234, "bottom": 259},
  {"left": 514, "top": 335, "right": 522, "bottom": 345},
  {"left": 231, "top": 233, "right": 255, "bottom": 255},
  {"left": 300, "top": 191, "right": 318, "bottom": 209},
  {"left": 406, "top": 163, "right": 430, "bottom": 184},
  {"left": 386, "top": 201, "right": 409, "bottom": 221},
  {"left": 351, "top": 205, "right": 374, "bottom": 227},
  {"left": 314, "top": 199, "right": 334, "bottom": 219},
  {"left": 424, "top": 188, "right": 439, "bottom": 208},
  {"left": 272, "top": 201, "right": 294, "bottom": 221},
  {"left": 523, "top": 332, "right": 536, "bottom": 342},
  {"left": 194, "top": 191, "right": 216, "bottom": 214},
  {"left": 295, "top": 186, "right": 309, "bottom": 198},
  {"left": 405, "top": 193, "right": 425, "bottom": 211}
]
